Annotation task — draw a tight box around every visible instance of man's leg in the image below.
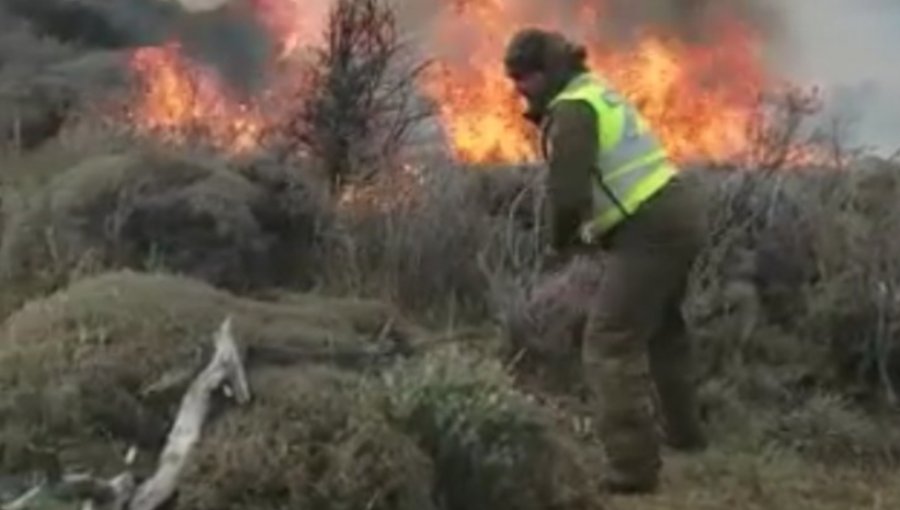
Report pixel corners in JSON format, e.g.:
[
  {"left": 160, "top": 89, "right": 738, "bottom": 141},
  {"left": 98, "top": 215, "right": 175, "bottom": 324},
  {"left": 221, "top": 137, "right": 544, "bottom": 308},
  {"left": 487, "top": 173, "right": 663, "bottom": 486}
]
[
  {"left": 582, "top": 250, "right": 671, "bottom": 493},
  {"left": 582, "top": 173, "right": 708, "bottom": 492},
  {"left": 647, "top": 278, "right": 708, "bottom": 451}
]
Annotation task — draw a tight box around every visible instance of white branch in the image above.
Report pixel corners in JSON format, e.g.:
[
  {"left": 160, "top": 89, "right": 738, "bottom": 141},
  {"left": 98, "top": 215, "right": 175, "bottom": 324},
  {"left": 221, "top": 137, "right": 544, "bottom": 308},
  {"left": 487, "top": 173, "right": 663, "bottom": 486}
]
[
  {"left": 3, "top": 317, "right": 249, "bottom": 510},
  {"left": 2, "top": 486, "right": 43, "bottom": 510},
  {"left": 128, "top": 316, "right": 250, "bottom": 510}
]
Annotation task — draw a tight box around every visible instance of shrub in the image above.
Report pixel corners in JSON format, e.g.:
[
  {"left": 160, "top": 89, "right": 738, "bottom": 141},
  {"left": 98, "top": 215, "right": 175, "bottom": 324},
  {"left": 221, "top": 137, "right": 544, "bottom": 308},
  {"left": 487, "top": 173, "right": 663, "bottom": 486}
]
[
  {"left": 0, "top": 146, "right": 330, "bottom": 314},
  {"left": 178, "top": 367, "right": 436, "bottom": 510},
  {"left": 381, "top": 345, "right": 602, "bottom": 510},
  {"left": 319, "top": 162, "right": 545, "bottom": 324},
  {"left": 0, "top": 270, "right": 410, "bottom": 475}
]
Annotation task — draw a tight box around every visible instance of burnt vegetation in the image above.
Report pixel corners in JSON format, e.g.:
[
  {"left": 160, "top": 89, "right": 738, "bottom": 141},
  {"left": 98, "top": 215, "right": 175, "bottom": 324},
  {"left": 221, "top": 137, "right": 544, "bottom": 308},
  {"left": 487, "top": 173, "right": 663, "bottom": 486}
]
[
  {"left": 1, "top": 1, "right": 900, "bottom": 510},
  {"left": 278, "top": 0, "right": 433, "bottom": 193}
]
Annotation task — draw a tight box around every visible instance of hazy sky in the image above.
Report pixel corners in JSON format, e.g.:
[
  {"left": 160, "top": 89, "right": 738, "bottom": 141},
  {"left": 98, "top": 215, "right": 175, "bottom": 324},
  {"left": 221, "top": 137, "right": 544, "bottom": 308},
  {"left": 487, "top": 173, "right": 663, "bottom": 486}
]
[{"left": 768, "top": 0, "right": 900, "bottom": 153}]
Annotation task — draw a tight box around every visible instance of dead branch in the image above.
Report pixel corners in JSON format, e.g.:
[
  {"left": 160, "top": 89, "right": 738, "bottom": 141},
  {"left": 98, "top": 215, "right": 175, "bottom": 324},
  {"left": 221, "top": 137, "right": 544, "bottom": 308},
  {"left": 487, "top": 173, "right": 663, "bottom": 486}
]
[
  {"left": 58, "top": 472, "right": 136, "bottom": 509},
  {"left": 1, "top": 471, "right": 136, "bottom": 510},
  {"left": 128, "top": 316, "right": 250, "bottom": 510},
  {"left": 2, "top": 486, "right": 43, "bottom": 510},
  {"left": 2, "top": 316, "right": 249, "bottom": 510},
  {"left": 745, "top": 85, "right": 823, "bottom": 171}
]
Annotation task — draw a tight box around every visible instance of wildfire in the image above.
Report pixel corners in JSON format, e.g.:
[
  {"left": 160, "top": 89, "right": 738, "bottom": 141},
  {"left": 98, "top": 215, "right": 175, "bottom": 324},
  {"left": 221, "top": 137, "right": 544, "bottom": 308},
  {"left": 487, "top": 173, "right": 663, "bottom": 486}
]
[
  {"left": 128, "top": 43, "right": 267, "bottom": 154},
  {"left": 124, "top": 0, "right": 797, "bottom": 168},
  {"left": 423, "top": 2, "right": 769, "bottom": 164},
  {"left": 592, "top": 18, "right": 767, "bottom": 164},
  {"left": 126, "top": 0, "right": 315, "bottom": 155}
]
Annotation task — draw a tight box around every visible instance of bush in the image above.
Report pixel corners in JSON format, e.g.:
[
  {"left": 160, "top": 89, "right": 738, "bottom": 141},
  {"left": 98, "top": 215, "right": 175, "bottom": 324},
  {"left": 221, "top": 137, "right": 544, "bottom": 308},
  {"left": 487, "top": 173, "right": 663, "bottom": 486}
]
[
  {"left": 0, "top": 270, "right": 411, "bottom": 475},
  {"left": 684, "top": 159, "right": 900, "bottom": 463},
  {"left": 381, "top": 345, "right": 602, "bottom": 510},
  {"left": 178, "top": 367, "right": 436, "bottom": 510},
  {"left": 0, "top": 147, "right": 330, "bottom": 313},
  {"left": 319, "top": 162, "right": 544, "bottom": 324},
  {"left": 0, "top": 270, "right": 606, "bottom": 510}
]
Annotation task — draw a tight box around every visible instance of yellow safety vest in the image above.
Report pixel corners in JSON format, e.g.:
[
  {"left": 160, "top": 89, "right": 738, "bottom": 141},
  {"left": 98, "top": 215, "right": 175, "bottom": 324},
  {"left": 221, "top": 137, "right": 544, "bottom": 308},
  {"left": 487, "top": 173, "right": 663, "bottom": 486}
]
[{"left": 543, "top": 72, "right": 677, "bottom": 243}]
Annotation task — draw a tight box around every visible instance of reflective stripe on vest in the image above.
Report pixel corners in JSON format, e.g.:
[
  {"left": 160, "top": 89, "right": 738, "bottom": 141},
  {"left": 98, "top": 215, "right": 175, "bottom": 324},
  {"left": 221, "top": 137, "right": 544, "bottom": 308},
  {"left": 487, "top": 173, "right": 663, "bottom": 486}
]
[{"left": 546, "top": 73, "right": 677, "bottom": 242}]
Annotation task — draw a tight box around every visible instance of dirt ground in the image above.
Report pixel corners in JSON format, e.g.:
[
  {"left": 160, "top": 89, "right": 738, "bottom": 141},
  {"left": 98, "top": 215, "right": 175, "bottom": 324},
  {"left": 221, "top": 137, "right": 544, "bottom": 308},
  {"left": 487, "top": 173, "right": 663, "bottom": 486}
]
[{"left": 610, "top": 449, "right": 900, "bottom": 510}]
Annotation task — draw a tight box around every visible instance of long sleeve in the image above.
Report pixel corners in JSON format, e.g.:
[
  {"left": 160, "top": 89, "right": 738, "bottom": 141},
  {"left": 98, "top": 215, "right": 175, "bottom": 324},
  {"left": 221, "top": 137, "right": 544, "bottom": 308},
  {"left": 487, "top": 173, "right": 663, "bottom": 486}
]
[{"left": 544, "top": 100, "right": 597, "bottom": 251}]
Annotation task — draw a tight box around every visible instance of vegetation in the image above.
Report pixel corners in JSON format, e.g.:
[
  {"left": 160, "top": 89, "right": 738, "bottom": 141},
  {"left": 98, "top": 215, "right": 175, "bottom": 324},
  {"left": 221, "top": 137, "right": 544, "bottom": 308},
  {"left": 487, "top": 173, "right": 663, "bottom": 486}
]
[{"left": 1, "top": 1, "right": 899, "bottom": 510}]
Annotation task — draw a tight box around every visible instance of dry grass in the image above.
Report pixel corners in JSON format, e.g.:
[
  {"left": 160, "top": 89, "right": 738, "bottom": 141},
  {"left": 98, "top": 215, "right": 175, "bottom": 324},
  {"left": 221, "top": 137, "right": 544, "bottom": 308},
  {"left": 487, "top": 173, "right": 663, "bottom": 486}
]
[
  {"left": 317, "top": 162, "right": 545, "bottom": 324},
  {"left": 609, "top": 448, "right": 900, "bottom": 510},
  {"left": 329, "top": 158, "right": 900, "bottom": 508}
]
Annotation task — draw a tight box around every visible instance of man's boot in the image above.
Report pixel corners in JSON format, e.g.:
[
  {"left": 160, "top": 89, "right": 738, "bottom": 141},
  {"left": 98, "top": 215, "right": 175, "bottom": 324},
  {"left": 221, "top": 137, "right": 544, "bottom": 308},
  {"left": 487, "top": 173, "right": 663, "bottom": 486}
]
[
  {"left": 601, "top": 473, "right": 660, "bottom": 495},
  {"left": 656, "top": 386, "right": 707, "bottom": 452},
  {"left": 584, "top": 323, "right": 663, "bottom": 495}
]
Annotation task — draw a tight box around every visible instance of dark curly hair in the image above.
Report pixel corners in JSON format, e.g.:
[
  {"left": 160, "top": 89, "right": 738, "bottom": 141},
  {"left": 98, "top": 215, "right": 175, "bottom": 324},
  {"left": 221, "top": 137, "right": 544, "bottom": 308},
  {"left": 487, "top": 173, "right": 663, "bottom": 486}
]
[{"left": 504, "top": 28, "right": 589, "bottom": 78}]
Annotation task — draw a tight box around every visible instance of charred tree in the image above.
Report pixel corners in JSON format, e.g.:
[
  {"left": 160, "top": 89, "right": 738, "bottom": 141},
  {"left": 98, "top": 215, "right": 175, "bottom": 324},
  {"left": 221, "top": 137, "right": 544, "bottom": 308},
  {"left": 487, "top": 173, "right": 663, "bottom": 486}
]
[{"left": 281, "top": 0, "right": 432, "bottom": 195}]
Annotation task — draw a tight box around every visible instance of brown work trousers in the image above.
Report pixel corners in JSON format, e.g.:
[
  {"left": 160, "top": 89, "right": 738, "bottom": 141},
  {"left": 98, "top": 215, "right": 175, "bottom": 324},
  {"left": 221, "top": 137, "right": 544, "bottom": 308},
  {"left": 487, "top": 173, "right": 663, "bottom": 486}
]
[{"left": 583, "top": 174, "right": 707, "bottom": 488}]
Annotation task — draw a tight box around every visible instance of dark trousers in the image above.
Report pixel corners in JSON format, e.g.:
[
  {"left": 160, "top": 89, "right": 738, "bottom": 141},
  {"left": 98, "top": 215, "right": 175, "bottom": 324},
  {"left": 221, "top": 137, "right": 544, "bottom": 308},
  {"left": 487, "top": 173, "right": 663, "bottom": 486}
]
[{"left": 583, "top": 174, "right": 707, "bottom": 486}]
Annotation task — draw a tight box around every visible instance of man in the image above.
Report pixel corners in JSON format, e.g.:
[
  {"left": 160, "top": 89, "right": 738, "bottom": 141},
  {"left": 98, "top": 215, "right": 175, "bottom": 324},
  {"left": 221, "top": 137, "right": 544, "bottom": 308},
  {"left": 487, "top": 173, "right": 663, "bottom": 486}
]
[{"left": 504, "top": 28, "right": 708, "bottom": 494}]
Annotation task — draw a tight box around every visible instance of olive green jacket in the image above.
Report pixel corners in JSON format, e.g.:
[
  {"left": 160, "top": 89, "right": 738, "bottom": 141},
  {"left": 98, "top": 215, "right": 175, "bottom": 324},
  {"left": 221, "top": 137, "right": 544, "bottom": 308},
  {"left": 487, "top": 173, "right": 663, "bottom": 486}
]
[{"left": 541, "top": 99, "right": 597, "bottom": 252}]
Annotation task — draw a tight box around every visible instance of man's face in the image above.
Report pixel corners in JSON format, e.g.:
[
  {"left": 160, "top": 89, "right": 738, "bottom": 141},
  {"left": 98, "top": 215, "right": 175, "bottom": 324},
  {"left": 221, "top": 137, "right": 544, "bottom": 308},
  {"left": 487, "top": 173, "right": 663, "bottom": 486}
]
[{"left": 508, "top": 68, "right": 548, "bottom": 103}]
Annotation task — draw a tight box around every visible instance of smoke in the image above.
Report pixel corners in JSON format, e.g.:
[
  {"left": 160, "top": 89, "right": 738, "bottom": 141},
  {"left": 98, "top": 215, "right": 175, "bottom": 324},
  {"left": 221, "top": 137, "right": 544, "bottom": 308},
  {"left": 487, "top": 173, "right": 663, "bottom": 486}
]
[
  {"left": 764, "top": 0, "right": 900, "bottom": 155},
  {"left": 561, "top": 0, "right": 783, "bottom": 44},
  {"left": 4, "top": 0, "right": 276, "bottom": 95},
  {"left": 390, "top": 0, "right": 781, "bottom": 56},
  {"left": 170, "top": 3, "right": 276, "bottom": 95}
]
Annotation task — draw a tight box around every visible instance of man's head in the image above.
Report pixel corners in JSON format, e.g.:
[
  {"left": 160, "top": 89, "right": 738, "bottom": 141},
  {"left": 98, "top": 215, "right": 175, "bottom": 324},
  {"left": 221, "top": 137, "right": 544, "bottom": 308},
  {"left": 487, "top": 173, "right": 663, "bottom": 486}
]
[{"left": 504, "top": 28, "right": 589, "bottom": 123}]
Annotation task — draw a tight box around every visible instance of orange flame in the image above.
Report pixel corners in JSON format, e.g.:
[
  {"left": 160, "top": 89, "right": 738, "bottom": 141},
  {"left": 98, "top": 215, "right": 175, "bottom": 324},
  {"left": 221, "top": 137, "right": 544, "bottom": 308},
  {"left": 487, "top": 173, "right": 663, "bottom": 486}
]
[
  {"left": 124, "top": 0, "right": 807, "bottom": 168},
  {"left": 125, "top": 0, "right": 317, "bottom": 155},
  {"left": 421, "top": 1, "right": 770, "bottom": 165},
  {"left": 128, "top": 43, "right": 267, "bottom": 154}
]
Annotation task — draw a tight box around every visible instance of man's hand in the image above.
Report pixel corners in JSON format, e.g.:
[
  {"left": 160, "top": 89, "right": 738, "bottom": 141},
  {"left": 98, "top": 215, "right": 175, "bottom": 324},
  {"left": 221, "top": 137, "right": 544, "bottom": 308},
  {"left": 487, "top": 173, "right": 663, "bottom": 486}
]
[
  {"left": 540, "top": 247, "right": 568, "bottom": 273},
  {"left": 541, "top": 243, "right": 599, "bottom": 274}
]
